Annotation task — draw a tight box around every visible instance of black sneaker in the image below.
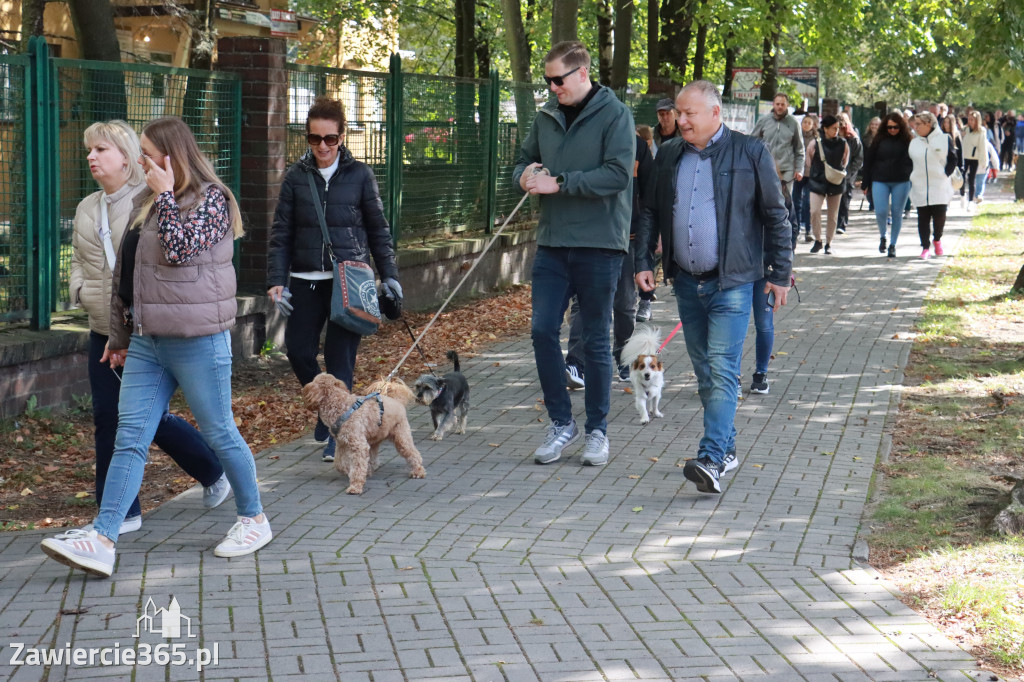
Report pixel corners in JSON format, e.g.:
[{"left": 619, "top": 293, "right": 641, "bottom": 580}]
[
  {"left": 879, "top": 237, "right": 887, "bottom": 254},
  {"left": 803, "top": 233, "right": 813, "bottom": 243},
  {"left": 810, "top": 240, "right": 823, "bottom": 253},
  {"left": 617, "top": 365, "right": 630, "bottom": 382},
  {"left": 824, "top": 243, "right": 832, "bottom": 255},
  {"left": 683, "top": 456, "right": 722, "bottom": 494},
  {"left": 887, "top": 245, "right": 896, "bottom": 259},
  {"left": 836, "top": 227, "right": 846, "bottom": 235},
  {"left": 750, "top": 372, "right": 769, "bottom": 394},
  {"left": 635, "top": 300, "right": 652, "bottom": 322}
]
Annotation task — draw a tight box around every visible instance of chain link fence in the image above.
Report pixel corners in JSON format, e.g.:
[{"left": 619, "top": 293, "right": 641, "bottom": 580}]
[{"left": 0, "top": 54, "right": 30, "bottom": 322}]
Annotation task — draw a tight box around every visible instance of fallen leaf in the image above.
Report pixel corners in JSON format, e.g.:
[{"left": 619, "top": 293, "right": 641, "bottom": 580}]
[
  {"left": 20, "top": 488, "right": 33, "bottom": 496},
  {"left": 776, "top": 351, "right": 787, "bottom": 356},
  {"left": 632, "top": 506, "right": 643, "bottom": 512},
  {"left": 623, "top": 387, "right": 634, "bottom": 394},
  {"left": 43, "top": 465, "right": 59, "bottom": 473},
  {"left": 268, "top": 455, "right": 280, "bottom": 460},
  {"left": 628, "top": 475, "right": 641, "bottom": 479},
  {"left": 75, "top": 491, "right": 90, "bottom": 498},
  {"left": 649, "top": 457, "right": 659, "bottom": 462},
  {"left": 400, "top": 566, "right": 415, "bottom": 571},
  {"left": 752, "top": 463, "right": 764, "bottom": 468},
  {"left": 488, "top": 443, "right": 500, "bottom": 447}
]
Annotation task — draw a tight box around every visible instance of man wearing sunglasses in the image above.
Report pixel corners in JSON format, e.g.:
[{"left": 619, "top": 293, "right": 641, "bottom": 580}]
[{"left": 512, "top": 40, "right": 635, "bottom": 469}]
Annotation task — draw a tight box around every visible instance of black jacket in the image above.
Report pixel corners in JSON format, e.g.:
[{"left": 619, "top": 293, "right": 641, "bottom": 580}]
[
  {"left": 862, "top": 135, "right": 913, "bottom": 187},
  {"left": 637, "top": 125, "right": 792, "bottom": 290},
  {"left": 808, "top": 136, "right": 849, "bottom": 196},
  {"left": 268, "top": 148, "right": 398, "bottom": 288}
]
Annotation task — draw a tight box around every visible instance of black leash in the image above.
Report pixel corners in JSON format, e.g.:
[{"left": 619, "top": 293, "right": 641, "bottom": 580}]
[{"left": 401, "top": 318, "right": 438, "bottom": 377}]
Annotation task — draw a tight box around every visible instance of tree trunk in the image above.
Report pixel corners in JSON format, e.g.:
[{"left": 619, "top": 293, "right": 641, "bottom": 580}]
[
  {"left": 476, "top": 30, "right": 491, "bottom": 79},
  {"left": 759, "top": 0, "right": 783, "bottom": 100},
  {"left": 597, "top": 0, "right": 613, "bottom": 85},
  {"left": 551, "top": 0, "right": 579, "bottom": 45},
  {"left": 610, "top": 0, "right": 633, "bottom": 90},
  {"left": 67, "top": 0, "right": 120, "bottom": 61},
  {"left": 187, "top": 0, "right": 215, "bottom": 70},
  {"left": 455, "top": 0, "right": 476, "bottom": 78},
  {"left": 646, "top": 0, "right": 665, "bottom": 93},
  {"left": 1012, "top": 264, "right": 1024, "bottom": 292},
  {"left": 722, "top": 31, "right": 736, "bottom": 98},
  {"left": 991, "top": 479, "right": 1024, "bottom": 535},
  {"left": 660, "top": 0, "right": 697, "bottom": 87},
  {"left": 692, "top": 1, "right": 708, "bottom": 82},
  {"left": 20, "top": 0, "right": 46, "bottom": 50},
  {"left": 501, "top": 0, "right": 534, "bottom": 135}
]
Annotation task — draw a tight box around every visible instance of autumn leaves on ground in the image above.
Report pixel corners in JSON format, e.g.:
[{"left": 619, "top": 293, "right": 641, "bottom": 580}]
[{"left": 0, "top": 285, "right": 532, "bottom": 531}]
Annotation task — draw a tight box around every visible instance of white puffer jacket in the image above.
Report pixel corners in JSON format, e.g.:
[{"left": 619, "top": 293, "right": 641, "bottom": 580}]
[
  {"left": 909, "top": 127, "right": 954, "bottom": 208},
  {"left": 69, "top": 182, "right": 147, "bottom": 336},
  {"left": 961, "top": 127, "right": 988, "bottom": 164}
]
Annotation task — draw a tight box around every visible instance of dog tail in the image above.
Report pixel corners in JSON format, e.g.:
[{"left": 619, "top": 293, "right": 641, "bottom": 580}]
[
  {"left": 446, "top": 350, "right": 460, "bottom": 373},
  {"left": 621, "top": 324, "right": 662, "bottom": 361}
]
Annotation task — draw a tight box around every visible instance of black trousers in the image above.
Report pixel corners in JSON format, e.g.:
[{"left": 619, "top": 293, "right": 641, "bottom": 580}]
[
  {"left": 837, "top": 176, "right": 856, "bottom": 229},
  {"left": 285, "top": 277, "right": 361, "bottom": 391},
  {"left": 917, "top": 205, "right": 947, "bottom": 248},
  {"left": 964, "top": 160, "right": 979, "bottom": 201}
]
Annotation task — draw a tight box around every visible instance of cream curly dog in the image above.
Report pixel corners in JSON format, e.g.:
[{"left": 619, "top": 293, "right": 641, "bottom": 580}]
[{"left": 302, "top": 374, "right": 425, "bottom": 494}]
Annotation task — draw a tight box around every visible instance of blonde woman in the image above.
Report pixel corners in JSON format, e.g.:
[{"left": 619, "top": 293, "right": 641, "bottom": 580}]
[
  {"left": 909, "top": 112, "right": 954, "bottom": 259},
  {"left": 42, "top": 117, "right": 271, "bottom": 577},
  {"left": 69, "top": 121, "right": 228, "bottom": 536},
  {"left": 962, "top": 111, "right": 988, "bottom": 207}
]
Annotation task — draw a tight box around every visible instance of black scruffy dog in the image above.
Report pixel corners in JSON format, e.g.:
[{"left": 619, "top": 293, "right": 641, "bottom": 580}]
[{"left": 413, "top": 351, "right": 470, "bottom": 441}]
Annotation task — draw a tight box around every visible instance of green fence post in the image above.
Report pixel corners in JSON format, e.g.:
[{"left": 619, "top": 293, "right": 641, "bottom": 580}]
[
  {"left": 29, "top": 37, "right": 54, "bottom": 330},
  {"left": 385, "top": 53, "right": 404, "bottom": 242},
  {"left": 484, "top": 69, "right": 500, "bottom": 234}
]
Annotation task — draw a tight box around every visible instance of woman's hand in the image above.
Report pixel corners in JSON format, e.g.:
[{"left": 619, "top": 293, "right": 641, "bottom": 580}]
[
  {"left": 144, "top": 154, "right": 175, "bottom": 195},
  {"left": 100, "top": 341, "right": 127, "bottom": 369}
]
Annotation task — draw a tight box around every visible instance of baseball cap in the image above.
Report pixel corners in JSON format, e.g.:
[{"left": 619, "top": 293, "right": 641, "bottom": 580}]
[{"left": 656, "top": 98, "right": 676, "bottom": 112}]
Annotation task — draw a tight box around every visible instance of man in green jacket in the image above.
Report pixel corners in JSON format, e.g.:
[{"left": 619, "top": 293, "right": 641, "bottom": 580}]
[{"left": 512, "top": 40, "right": 635, "bottom": 468}]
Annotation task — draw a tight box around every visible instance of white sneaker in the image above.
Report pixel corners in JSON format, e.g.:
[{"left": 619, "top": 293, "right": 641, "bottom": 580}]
[
  {"left": 565, "top": 364, "right": 585, "bottom": 389},
  {"left": 203, "top": 473, "right": 233, "bottom": 509},
  {"left": 214, "top": 516, "right": 273, "bottom": 558},
  {"left": 41, "top": 529, "right": 115, "bottom": 578},
  {"left": 959, "top": 195, "right": 966, "bottom": 209},
  {"left": 76, "top": 515, "right": 142, "bottom": 537}
]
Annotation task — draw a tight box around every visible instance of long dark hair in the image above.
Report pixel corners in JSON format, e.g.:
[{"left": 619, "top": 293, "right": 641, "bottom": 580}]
[{"left": 870, "top": 112, "right": 911, "bottom": 152}]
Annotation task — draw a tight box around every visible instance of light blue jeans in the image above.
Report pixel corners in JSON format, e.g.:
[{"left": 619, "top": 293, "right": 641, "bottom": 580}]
[
  {"left": 673, "top": 275, "right": 753, "bottom": 465},
  {"left": 751, "top": 277, "right": 773, "bottom": 375},
  {"left": 93, "top": 331, "right": 263, "bottom": 542},
  {"left": 872, "top": 180, "right": 912, "bottom": 247},
  {"left": 975, "top": 171, "right": 987, "bottom": 199}
]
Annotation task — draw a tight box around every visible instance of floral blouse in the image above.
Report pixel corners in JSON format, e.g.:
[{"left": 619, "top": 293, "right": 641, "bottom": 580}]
[{"left": 155, "top": 186, "right": 231, "bottom": 264}]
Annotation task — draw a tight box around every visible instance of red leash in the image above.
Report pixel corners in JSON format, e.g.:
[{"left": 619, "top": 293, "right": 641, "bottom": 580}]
[{"left": 657, "top": 322, "right": 682, "bottom": 354}]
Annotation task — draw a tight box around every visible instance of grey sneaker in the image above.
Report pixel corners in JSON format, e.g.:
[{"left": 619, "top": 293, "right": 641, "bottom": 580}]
[
  {"left": 722, "top": 450, "right": 738, "bottom": 473},
  {"left": 203, "top": 473, "right": 233, "bottom": 509},
  {"left": 635, "top": 300, "right": 652, "bottom": 322},
  {"left": 581, "top": 430, "right": 609, "bottom": 466},
  {"left": 565, "top": 364, "right": 585, "bottom": 389},
  {"left": 534, "top": 420, "right": 581, "bottom": 464}
]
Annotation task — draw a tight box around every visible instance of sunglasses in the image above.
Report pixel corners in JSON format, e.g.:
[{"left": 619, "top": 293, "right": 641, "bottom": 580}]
[
  {"left": 307, "top": 133, "right": 341, "bottom": 147},
  {"left": 886, "top": 125, "right": 900, "bottom": 130},
  {"left": 543, "top": 66, "right": 581, "bottom": 87}
]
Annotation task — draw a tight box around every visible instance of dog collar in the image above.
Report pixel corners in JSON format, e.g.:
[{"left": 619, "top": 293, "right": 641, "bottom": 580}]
[{"left": 332, "top": 392, "right": 384, "bottom": 431}]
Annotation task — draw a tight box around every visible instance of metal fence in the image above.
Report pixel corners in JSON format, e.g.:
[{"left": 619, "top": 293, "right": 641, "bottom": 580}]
[
  {"left": 0, "top": 39, "right": 241, "bottom": 328},
  {"left": 4, "top": 41, "right": 759, "bottom": 329}
]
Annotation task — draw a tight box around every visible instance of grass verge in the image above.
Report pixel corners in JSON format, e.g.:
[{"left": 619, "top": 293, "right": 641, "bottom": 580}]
[{"left": 868, "top": 199, "right": 1024, "bottom": 677}]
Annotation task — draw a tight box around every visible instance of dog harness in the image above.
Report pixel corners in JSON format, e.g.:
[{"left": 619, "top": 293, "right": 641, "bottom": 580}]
[{"left": 331, "top": 392, "right": 385, "bottom": 431}]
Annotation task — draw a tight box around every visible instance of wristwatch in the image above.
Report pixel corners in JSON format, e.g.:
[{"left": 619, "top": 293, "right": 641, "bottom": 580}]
[{"left": 556, "top": 173, "right": 565, "bottom": 191}]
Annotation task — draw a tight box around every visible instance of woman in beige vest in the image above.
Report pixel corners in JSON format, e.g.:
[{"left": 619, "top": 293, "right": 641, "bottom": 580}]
[
  {"left": 41, "top": 118, "right": 270, "bottom": 577},
  {"left": 67, "top": 121, "right": 228, "bottom": 537}
]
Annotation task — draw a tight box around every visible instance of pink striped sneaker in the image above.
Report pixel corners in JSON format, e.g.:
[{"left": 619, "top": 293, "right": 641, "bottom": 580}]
[
  {"left": 933, "top": 240, "right": 944, "bottom": 256},
  {"left": 40, "top": 529, "right": 115, "bottom": 578},
  {"left": 214, "top": 516, "right": 273, "bottom": 558}
]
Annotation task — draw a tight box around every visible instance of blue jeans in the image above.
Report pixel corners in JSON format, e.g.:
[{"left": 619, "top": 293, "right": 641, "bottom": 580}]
[
  {"left": 673, "top": 275, "right": 752, "bottom": 465},
  {"left": 94, "top": 331, "right": 263, "bottom": 542},
  {"left": 566, "top": 241, "right": 638, "bottom": 367},
  {"left": 794, "top": 178, "right": 811, "bottom": 233},
  {"left": 88, "top": 331, "right": 222, "bottom": 520},
  {"left": 872, "top": 180, "right": 912, "bottom": 247},
  {"left": 751, "top": 277, "right": 773, "bottom": 375},
  {"left": 532, "top": 246, "right": 623, "bottom": 434},
  {"left": 975, "top": 170, "right": 987, "bottom": 199}
]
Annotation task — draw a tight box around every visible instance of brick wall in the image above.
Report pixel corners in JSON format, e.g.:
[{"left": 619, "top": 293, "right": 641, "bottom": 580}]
[{"left": 217, "top": 37, "right": 289, "bottom": 292}]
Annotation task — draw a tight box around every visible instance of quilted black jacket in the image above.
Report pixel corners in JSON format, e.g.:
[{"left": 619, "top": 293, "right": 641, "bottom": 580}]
[{"left": 267, "top": 147, "right": 398, "bottom": 288}]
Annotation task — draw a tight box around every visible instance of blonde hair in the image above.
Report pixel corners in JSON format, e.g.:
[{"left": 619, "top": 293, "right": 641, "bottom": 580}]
[
  {"left": 83, "top": 120, "right": 146, "bottom": 188},
  {"left": 914, "top": 111, "right": 938, "bottom": 133},
  {"left": 132, "top": 117, "right": 243, "bottom": 239}
]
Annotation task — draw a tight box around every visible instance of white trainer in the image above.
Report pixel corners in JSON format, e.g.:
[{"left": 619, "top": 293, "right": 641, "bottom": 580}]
[
  {"left": 203, "top": 473, "right": 233, "bottom": 509},
  {"left": 76, "top": 515, "right": 141, "bottom": 537},
  {"left": 214, "top": 516, "right": 273, "bottom": 558},
  {"left": 41, "top": 529, "right": 115, "bottom": 578}
]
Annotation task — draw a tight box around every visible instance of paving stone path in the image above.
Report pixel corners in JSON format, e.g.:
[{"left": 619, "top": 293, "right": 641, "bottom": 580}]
[{"left": 0, "top": 200, "right": 1007, "bottom": 681}]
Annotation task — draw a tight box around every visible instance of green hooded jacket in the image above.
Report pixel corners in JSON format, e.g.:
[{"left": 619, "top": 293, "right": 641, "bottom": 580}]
[{"left": 512, "top": 85, "right": 635, "bottom": 252}]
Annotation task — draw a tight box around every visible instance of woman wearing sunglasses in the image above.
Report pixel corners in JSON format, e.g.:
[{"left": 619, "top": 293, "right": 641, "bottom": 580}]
[
  {"left": 267, "top": 97, "right": 402, "bottom": 463},
  {"left": 862, "top": 113, "right": 913, "bottom": 258}
]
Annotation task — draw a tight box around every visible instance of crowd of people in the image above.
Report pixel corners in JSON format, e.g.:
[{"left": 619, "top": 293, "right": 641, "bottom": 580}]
[{"left": 36, "top": 39, "right": 1019, "bottom": 577}]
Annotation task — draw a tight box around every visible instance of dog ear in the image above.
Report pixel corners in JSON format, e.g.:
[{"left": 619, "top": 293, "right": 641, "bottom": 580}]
[
  {"left": 632, "top": 357, "right": 643, "bottom": 371},
  {"left": 651, "top": 358, "right": 663, "bottom": 372}
]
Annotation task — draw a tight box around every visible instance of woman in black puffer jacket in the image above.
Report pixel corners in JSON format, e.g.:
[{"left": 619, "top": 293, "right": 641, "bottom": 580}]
[
  {"left": 267, "top": 97, "right": 401, "bottom": 462},
  {"left": 863, "top": 112, "right": 913, "bottom": 258}
]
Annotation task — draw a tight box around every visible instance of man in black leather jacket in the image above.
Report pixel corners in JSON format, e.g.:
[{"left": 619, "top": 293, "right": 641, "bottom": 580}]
[{"left": 635, "top": 80, "right": 792, "bottom": 495}]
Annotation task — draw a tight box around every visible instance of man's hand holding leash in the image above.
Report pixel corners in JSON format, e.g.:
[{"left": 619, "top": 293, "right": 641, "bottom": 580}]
[{"left": 520, "top": 163, "right": 558, "bottom": 195}]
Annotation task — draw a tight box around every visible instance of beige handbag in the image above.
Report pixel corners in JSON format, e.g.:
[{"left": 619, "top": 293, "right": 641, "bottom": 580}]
[{"left": 817, "top": 138, "right": 847, "bottom": 185}]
